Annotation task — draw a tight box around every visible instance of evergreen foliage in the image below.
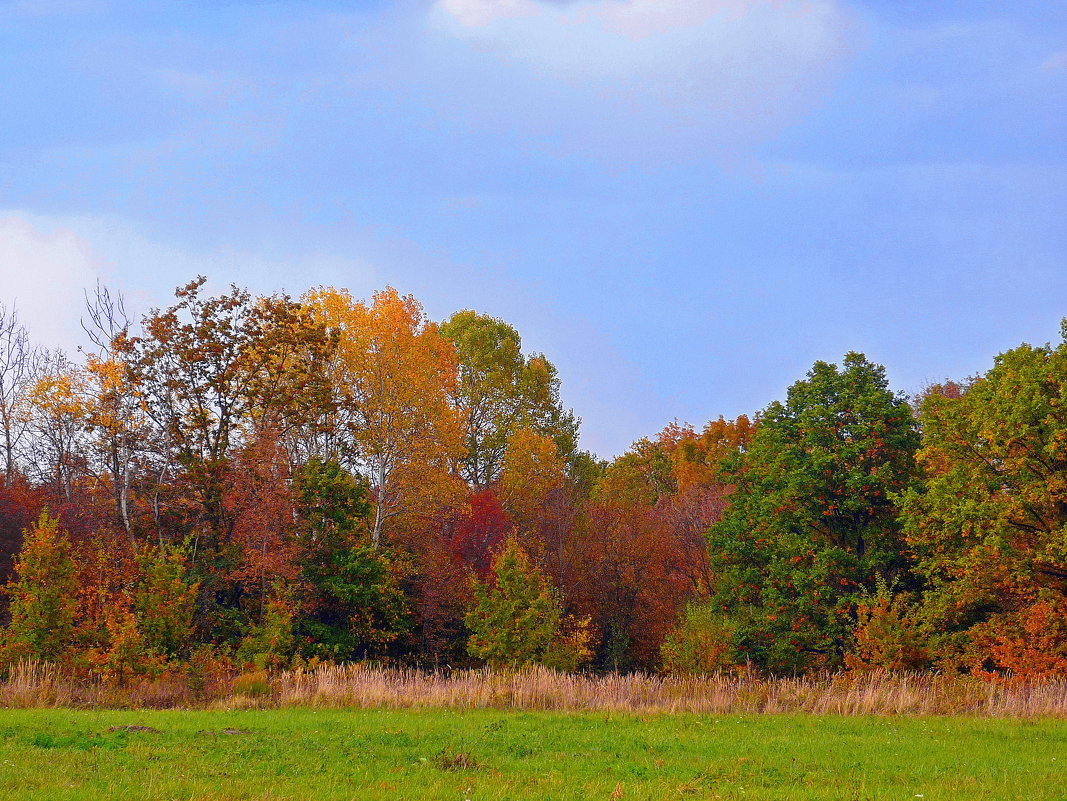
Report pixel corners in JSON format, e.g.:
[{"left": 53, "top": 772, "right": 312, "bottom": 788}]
[{"left": 466, "top": 538, "right": 562, "bottom": 668}]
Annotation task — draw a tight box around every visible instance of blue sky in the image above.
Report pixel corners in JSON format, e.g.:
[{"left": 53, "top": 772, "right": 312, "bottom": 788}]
[{"left": 1, "top": 0, "right": 1065, "bottom": 457}]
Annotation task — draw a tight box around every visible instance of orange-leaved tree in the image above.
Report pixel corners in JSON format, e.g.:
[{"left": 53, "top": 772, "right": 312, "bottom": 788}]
[
  {"left": 3, "top": 511, "right": 78, "bottom": 664},
  {"left": 499, "top": 427, "right": 566, "bottom": 531}
]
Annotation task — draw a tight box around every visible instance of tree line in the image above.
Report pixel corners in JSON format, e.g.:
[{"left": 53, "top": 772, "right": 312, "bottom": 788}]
[{"left": 0, "top": 277, "right": 1064, "bottom": 681}]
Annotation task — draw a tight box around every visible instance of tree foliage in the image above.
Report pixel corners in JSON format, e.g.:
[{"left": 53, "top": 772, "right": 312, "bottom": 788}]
[
  {"left": 305, "top": 287, "right": 464, "bottom": 545},
  {"left": 660, "top": 602, "right": 739, "bottom": 675},
  {"left": 466, "top": 537, "right": 562, "bottom": 668},
  {"left": 3, "top": 276, "right": 1067, "bottom": 682},
  {"left": 134, "top": 543, "right": 198, "bottom": 660},
  {"left": 898, "top": 326, "right": 1067, "bottom": 676},
  {"left": 3, "top": 511, "right": 78, "bottom": 662},
  {"left": 440, "top": 310, "right": 578, "bottom": 488},
  {"left": 708, "top": 354, "right": 920, "bottom": 671}
]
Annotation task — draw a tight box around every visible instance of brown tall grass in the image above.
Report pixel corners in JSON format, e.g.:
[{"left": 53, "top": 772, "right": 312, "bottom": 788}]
[
  {"left": 3, "top": 661, "right": 1066, "bottom": 717},
  {"left": 0, "top": 661, "right": 226, "bottom": 710},
  {"left": 272, "top": 664, "right": 1067, "bottom": 717}
]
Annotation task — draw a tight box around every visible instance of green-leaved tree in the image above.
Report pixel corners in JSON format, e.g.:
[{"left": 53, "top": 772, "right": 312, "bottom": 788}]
[
  {"left": 466, "top": 537, "right": 562, "bottom": 668},
  {"left": 440, "top": 310, "right": 578, "bottom": 488},
  {"left": 708, "top": 353, "right": 920, "bottom": 672},
  {"left": 898, "top": 324, "right": 1067, "bottom": 676}
]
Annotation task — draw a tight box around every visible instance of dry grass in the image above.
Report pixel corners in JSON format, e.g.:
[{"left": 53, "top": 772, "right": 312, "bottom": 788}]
[
  {"left": 0, "top": 660, "right": 225, "bottom": 709},
  {"left": 3, "top": 660, "right": 1067, "bottom": 717},
  {"left": 271, "top": 664, "right": 1067, "bottom": 717}
]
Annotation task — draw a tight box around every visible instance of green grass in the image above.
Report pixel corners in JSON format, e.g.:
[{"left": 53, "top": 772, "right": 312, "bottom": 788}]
[{"left": 0, "top": 707, "right": 1063, "bottom": 800}]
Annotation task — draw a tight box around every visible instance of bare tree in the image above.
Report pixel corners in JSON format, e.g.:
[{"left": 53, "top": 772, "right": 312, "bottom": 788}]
[
  {"left": 81, "top": 281, "right": 142, "bottom": 545},
  {"left": 0, "top": 303, "right": 38, "bottom": 485}
]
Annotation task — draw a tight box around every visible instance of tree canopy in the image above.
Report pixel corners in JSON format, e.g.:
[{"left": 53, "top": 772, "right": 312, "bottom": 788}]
[
  {"left": 707, "top": 353, "right": 920, "bottom": 671},
  {"left": 1, "top": 276, "right": 1066, "bottom": 682}
]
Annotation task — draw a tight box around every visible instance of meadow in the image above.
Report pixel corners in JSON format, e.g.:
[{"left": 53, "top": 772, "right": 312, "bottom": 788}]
[
  {"left": 1, "top": 706, "right": 1065, "bottom": 801},
  {"left": 3, "top": 665, "right": 1066, "bottom": 799}
]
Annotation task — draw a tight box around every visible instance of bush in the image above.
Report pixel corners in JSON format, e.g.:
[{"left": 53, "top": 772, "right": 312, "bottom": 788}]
[
  {"left": 845, "top": 589, "right": 929, "bottom": 672},
  {"left": 134, "top": 544, "right": 198, "bottom": 660},
  {"left": 660, "top": 602, "right": 739, "bottom": 675},
  {"left": 232, "top": 670, "right": 272, "bottom": 698},
  {"left": 237, "top": 595, "right": 295, "bottom": 670},
  {"left": 542, "top": 616, "right": 596, "bottom": 672}
]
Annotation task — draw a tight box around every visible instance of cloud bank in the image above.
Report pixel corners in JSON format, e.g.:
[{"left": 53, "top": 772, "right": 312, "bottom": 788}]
[{"left": 425, "top": 0, "right": 856, "bottom": 160}]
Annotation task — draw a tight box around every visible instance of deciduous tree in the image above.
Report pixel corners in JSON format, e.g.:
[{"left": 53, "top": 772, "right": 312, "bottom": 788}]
[
  {"left": 304, "top": 287, "right": 464, "bottom": 545},
  {"left": 0, "top": 303, "right": 37, "bottom": 486},
  {"left": 708, "top": 354, "right": 920, "bottom": 671},
  {"left": 440, "top": 310, "right": 578, "bottom": 487},
  {"left": 898, "top": 326, "right": 1067, "bottom": 676},
  {"left": 125, "top": 278, "right": 332, "bottom": 545}
]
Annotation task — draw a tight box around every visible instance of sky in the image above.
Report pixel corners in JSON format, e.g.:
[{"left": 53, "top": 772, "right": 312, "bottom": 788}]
[{"left": 1, "top": 0, "right": 1065, "bottom": 458}]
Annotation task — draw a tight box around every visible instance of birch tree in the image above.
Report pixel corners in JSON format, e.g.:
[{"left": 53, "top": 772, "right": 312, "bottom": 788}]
[{"left": 305, "top": 287, "right": 464, "bottom": 546}]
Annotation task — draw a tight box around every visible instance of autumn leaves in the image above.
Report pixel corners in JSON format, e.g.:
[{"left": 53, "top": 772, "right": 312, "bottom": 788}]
[
  {"left": 1, "top": 280, "right": 1066, "bottom": 680},
  {"left": 0, "top": 278, "right": 587, "bottom": 673}
]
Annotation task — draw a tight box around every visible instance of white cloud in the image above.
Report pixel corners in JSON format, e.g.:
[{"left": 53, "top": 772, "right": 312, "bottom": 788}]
[
  {"left": 438, "top": 0, "right": 541, "bottom": 27},
  {"left": 426, "top": 0, "right": 856, "bottom": 160},
  {"left": 439, "top": 0, "right": 737, "bottom": 35},
  {"left": 434, "top": 0, "right": 852, "bottom": 64},
  {"left": 0, "top": 211, "right": 381, "bottom": 352},
  {"left": 442, "top": 0, "right": 786, "bottom": 40},
  {"left": 0, "top": 213, "right": 103, "bottom": 351},
  {"left": 593, "top": 0, "right": 742, "bottom": 40}
]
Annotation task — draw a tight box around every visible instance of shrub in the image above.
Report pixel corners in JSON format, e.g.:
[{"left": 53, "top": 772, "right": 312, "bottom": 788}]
[
  {"left": 233, "top": 670, "right": 272, "bottom": 698},
  {"left": 660, "top": 602, "right": 739, "bottom": 675},
  {"left": 237, "top": 594, "right": 295, "bottom": 670},
  {"left": 845, "top": 589, "right": 929, "bottom": 672},
  {"left": 134, "top": 544, "right": 198, "bottom": 660},
  {"left": 542, "top": 615, "right": 596, "bottom": 672},
  {"left": 968, "top": 596, "right": 1067, "bottom": 681}
]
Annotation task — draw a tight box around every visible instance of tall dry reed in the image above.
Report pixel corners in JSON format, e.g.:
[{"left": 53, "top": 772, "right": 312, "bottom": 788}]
[
  {"left": 3, "top": 661, "right": 1066, "bottom": 717},
  {"left": 270, "top": 664, "right": 1067, "bottom": 718},
  {"left": 0, "top": 661, "right": 225, "bottom": 709}
]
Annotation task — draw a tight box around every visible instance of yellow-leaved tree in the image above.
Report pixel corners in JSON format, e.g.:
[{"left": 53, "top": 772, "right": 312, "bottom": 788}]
[
  {"left": 304, "top": 287, "right": 464, "bottom": 545},
  {"left": 499, "top": 427, "right": 566, "bottom": 531},
  {"left": 27, "top": 354, "right": 90, "bottom": 504}
]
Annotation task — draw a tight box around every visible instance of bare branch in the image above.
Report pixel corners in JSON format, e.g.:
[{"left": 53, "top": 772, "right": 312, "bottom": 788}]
[
  {"left": 81, "top": 279, "right": 131, "bottom": 355},
  {"left": 0, "top": 302, "right": 40, "bottom": 483}
]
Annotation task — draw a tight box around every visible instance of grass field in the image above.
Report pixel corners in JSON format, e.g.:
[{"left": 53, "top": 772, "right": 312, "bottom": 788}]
[{"left": 0, "top": 707, "right": 1064, "bottom": 800}]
